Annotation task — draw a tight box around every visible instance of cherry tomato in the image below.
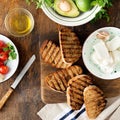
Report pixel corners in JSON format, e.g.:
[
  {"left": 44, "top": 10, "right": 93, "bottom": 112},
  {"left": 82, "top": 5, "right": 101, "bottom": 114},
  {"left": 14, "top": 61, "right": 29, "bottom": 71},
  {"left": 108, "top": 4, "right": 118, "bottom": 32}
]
[
  {"left": 0, "top": 65, "right": 9, "bottom": 74},
  {"left": 0, "top": 40, "right": 5, "bottom": 48},
  {"left": 0, "top": 61, "right": 4, "bottom": 66},
  {"left": 0, "top": 48, "right": 3, "bottom": 52},
  {"left": 0, "top": 52, "right": 8, "bottom": 61}
]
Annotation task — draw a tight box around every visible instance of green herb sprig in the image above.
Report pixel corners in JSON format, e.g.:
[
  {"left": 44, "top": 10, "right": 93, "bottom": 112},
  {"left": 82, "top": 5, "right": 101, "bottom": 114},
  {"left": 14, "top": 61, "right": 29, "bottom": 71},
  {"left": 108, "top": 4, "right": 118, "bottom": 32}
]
[{"left": 91, "top": 0, "right": 113, "bottom": 22}]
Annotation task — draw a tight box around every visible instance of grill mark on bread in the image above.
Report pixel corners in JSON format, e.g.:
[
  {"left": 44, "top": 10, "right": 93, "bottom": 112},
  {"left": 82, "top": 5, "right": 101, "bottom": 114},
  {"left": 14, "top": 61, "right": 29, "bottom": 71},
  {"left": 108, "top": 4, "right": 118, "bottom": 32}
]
[
  {"left": 71, "top": 66, "right": 83, "bottom": 76},
  {"left": 46, "top": 76, "right": 55, "bottom": 88},
  {"left": 56, "top": 56, "right": 64, "bottom": 68},
  {"left": 61, "top": 44, "right": 80, "bottom": 48},
  {"left": 40, "top": 40, "right": 72, "bottom": 68},
  {"left": 70, "top": 88, "right": 83, "bottom": 95},
  {"left": 75, "top": 66, "right": 82, "bottom": 74},
  {"left": 64, "top": 54, "right": 81, "bottom": 58},
  {"left": 53, "top": 72, "right": 66, "bottom": 91},
  {"left": 46, "top": 76, "right": 57, "bottom": 90},
  {"left": 63, "top": 48, "right": 81, "bottom": 52},
  {"left": 49, "top": 46, "right": 59, "bottom": 63},
  {"left": 67, "top": 75, "right": 93, "bottom": 110},
  {"left": 51, "top": 76, "right": 61, "bottom": 91},
  {"left": 44, "top": 43, "right": 56, "bottom": 62},
  {"left": 71, "top": 97, "right": 81, "bottom": 104},
  {"left": 45, "top": 65, "right": 83, "bottom": 92},
  {"left": 70, "top": 82, "right": 85, "bottom": 91},
  {"left": 57, "top": 71, "right": 67, "bottom": 89},
  {"left": 40, "top": 40, "right": 49, "bottom": 55},
  {"left": 66, "top": 69, "right": 74, "bottom": 78},
  {"left": 61, "top": 40, "right": 80, "bottom": 44},
  {"left": 54, "top": 50, "right": 61, "bottom": 65},
  {"left": 72, "top": 92, "right": 83, "bottom": 101},
  {"left": 87, "top": 99, "right": 106, "bottom": 108},
  {"left": 70, "top": 96, "right": 83, "bottom": 104},
  {"left": 42, "top": 41, "right": 52, "bottom": 59},
  {"left": 70, "top": 102, "right": 83, "bottom": 110},
  {"left": 61, "top": 69, "right": 69, "bottom": 78}
]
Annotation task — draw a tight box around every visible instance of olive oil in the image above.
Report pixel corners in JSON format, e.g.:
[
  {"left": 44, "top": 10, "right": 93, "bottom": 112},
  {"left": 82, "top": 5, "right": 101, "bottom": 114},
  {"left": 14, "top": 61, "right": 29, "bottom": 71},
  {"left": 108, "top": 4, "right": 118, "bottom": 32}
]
[{"left": 5, "top": 8, "right": 34, "bottom": 37}]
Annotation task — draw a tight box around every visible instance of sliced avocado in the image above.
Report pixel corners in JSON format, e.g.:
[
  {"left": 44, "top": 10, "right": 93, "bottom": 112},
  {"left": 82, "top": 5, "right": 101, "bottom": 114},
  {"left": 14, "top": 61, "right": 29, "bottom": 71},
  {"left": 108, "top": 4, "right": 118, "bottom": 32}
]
[
  {"left": 53, "top": 0, "right": 80, "bottom": 17},
  {"left": 75, "top": 0, "right": 92, "bottom": 12}
]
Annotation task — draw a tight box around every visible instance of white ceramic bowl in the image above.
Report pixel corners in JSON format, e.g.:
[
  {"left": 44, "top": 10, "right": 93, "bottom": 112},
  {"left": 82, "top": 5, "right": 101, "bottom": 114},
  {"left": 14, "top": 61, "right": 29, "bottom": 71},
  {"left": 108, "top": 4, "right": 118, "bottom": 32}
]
[
  {"left": 0, "top": 34, "right": 19, "bottom": 82},
  {"left": 41, "top": 2, "right": 101, "bottom": 26},
  {"left": 82, "top": 27, "right": 120, "bottom": 80}
]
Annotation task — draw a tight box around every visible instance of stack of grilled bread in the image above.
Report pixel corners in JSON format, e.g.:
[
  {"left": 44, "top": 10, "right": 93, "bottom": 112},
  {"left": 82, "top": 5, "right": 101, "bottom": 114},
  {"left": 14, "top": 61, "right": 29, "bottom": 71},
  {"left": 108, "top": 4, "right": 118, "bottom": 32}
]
[
  {"left": 67, "top": 75, "right": 93, "bottom": 110},
  {"left": 40, "top": 27, "right": 106, "bottom": 119},
  {"left": 40, "top": 40, "right": 72, "bottom": 68},
  {"left": 40, "top": 27, "right": 82, "bottom": 68},
  {"left": 45, "top": 65, "right": 83, "bottom": 92}
]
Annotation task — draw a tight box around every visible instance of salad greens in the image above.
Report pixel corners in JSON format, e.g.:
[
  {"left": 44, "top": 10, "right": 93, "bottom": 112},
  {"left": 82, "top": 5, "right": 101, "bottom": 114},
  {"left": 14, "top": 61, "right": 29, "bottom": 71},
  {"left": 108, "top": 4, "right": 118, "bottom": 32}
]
[
  {"left": 91, "top": 0, "right": 113, "bottom": 22},
  {"left": 3, "top": 43, "right": 17, "bottom": 60},
  {"left": 26, "top": 0, "right": 54, "bottom": 8},
  {"left": 26, "top": 0, "right": 113, "bottom": 22}
]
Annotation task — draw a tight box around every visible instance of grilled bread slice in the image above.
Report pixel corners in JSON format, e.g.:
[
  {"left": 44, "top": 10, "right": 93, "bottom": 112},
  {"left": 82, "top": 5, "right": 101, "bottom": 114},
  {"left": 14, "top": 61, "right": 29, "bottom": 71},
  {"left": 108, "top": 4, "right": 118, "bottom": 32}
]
[
  {"left": 40, "top": 40, "right": 72, "bottom": 68},
  {"left": 84, "top": 85, "right": 106, "bottom": 119},
  {"left": 45, "top": 65, "right": 83, "bottom": 92},
  {"left": 59, "top": 28, "right": 82, "bottom": 64},
  {"left": 67, "top": 75, "right": 93, "bottom": 110}
]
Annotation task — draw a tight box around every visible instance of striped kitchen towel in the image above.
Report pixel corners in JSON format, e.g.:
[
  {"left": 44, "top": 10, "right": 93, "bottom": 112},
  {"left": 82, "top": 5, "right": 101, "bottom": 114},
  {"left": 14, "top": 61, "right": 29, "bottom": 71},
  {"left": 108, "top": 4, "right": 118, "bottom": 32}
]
[{"left": 37, "top": 96, "right": 119, "bottom": 120}]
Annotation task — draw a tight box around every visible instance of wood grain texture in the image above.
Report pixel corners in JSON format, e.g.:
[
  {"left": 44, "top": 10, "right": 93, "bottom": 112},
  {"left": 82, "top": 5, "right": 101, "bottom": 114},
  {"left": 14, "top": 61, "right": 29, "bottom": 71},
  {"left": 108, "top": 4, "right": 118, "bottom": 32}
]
[
  {"left": 0, "top": 0, "right": 119, "bottom": 120},
  {"left": 41, "top": 0, "right": 120, "bottom": 103},
  {"left": 0, "top": 0, "right": 44, "bottom": 120}
]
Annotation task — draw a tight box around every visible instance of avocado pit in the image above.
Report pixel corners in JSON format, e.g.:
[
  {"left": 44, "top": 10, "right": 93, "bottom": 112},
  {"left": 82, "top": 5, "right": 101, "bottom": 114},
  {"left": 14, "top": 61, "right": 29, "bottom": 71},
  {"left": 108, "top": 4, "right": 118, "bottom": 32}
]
[{"left": 59, "top": 0, "right": 71, "bottom": 12}]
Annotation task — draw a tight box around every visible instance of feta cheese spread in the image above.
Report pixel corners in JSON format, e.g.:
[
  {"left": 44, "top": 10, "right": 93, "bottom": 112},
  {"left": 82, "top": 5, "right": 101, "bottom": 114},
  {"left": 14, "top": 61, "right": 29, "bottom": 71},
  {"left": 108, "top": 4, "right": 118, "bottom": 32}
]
[{"left": 91, "top": 33, "right": 120, "bottom": 74}]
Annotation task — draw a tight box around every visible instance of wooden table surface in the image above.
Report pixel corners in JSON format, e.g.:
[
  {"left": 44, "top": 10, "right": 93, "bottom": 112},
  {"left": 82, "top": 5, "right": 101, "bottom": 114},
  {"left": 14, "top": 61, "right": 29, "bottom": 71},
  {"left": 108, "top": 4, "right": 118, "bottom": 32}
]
[{"left": 0, "top": 0, "right": 120, "bottom": 120}]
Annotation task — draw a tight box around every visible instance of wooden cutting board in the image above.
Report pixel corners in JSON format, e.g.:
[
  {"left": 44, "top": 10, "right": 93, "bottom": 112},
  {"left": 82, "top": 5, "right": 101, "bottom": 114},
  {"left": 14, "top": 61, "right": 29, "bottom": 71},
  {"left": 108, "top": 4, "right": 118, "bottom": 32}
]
[
  {"left": 40, "top": 57, "right": 120, "bottom": 104},
  {"left": 40, "top": 25, "right": 120, "bottom": 104}
]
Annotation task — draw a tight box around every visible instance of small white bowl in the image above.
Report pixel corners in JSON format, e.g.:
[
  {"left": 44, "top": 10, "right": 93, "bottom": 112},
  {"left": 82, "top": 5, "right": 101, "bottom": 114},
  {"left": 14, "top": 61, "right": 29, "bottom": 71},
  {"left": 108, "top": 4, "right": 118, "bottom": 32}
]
[
  {"left": 41, "top": 2, "right": 101, "bottom": 26},
  {"left": 0, "top": 34, "right": 19, "bottom": 82},
  {"left": 82, "top": 27, "right": 120, "bottom": 80}
]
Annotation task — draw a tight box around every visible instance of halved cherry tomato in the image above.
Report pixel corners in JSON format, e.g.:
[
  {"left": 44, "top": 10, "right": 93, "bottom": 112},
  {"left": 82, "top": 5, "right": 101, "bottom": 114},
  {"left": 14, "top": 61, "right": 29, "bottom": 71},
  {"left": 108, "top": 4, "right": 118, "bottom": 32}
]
[
  {"left": 0, "top": 52, "right": 8, "bottom": 61},
  {"left": 0, "top": 61, "right": 4, "bottom": 66},
  {"left": 0, "top": 65, "right": 9, "bottom": 74},
  {"left": 0, "top": 40, "right": 5, "bottom": 48},
  {"left": 0, "top": 48, "right": 3, "bottom": 52}
]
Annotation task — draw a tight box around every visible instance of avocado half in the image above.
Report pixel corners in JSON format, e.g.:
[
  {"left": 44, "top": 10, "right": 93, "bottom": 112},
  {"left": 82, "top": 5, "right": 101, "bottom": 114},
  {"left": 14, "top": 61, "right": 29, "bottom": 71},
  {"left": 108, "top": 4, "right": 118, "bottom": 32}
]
[{"left": 53, "top": 0, "right": 80, "bottom": 17}]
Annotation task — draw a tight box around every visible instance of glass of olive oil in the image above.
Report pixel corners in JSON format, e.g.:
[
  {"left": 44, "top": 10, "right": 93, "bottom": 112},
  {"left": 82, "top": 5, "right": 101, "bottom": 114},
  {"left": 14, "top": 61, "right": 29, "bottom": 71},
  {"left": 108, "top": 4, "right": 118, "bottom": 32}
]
[{"left": 5, "top": 8, "right": 34, "bottom": 37}]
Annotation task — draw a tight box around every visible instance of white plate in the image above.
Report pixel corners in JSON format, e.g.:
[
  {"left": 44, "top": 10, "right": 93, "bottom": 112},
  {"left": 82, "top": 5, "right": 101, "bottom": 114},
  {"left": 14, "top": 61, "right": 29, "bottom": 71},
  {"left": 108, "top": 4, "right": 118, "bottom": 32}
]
[
  {"left": 41, "top": 2, "right": 101, "bottom": 26},
  {"left": 0, "top": 34, "right": 19, "bottom": 82},
  {"left": 82, "top": 27, "right": 120, "bottom": 80}
]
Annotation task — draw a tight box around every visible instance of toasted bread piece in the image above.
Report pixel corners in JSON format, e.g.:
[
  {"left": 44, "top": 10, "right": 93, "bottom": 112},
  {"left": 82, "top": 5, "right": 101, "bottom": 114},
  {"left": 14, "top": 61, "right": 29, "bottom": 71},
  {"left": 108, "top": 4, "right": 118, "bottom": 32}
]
[
  {"left": 59, "top": 28, "right": 82, "bottom": 64},
  {"left": 84, "top": 85, "right": 106, "bottom": 119},
  {"left": 67, "top": 75, "right": 93, "bottom": 110},
  {"left": 40, "top": 40, "right": 72, "bottom": 68},
  {"left": 45, "top": 65, "right": 83, "bottom": 92}
]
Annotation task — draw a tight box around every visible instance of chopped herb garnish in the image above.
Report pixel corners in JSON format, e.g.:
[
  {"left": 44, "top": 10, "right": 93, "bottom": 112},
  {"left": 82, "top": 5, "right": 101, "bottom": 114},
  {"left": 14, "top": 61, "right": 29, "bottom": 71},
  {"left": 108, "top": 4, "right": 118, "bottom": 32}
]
[{"left": 6, "top": 43, "right": 17, "bottom": 60}]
